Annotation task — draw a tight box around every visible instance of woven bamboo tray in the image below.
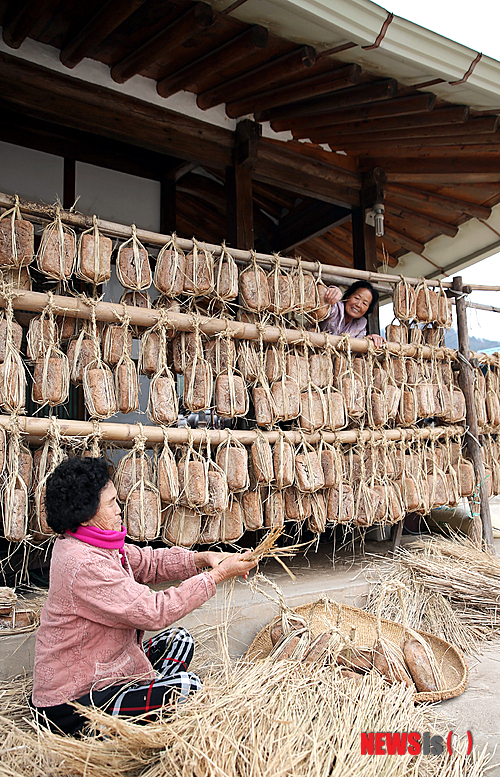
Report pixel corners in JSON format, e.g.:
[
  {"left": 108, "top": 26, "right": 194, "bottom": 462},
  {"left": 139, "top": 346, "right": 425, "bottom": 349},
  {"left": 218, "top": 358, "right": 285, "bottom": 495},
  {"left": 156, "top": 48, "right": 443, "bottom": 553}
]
[{"left": 245, "top": 598, "right": 468, "bottom": 703}]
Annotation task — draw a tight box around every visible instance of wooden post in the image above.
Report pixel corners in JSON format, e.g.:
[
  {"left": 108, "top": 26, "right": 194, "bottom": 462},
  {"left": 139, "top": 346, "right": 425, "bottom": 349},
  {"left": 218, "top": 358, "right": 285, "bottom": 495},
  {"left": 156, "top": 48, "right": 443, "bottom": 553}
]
[
  {"left": 352, "top": 167, "right": 386, "bottom": 336},
  {"left": 453, "top": 275, "right": 494, "bottom": 550},
  {"left": 226, "top": 119, "right": 260, "bottom": 250}
]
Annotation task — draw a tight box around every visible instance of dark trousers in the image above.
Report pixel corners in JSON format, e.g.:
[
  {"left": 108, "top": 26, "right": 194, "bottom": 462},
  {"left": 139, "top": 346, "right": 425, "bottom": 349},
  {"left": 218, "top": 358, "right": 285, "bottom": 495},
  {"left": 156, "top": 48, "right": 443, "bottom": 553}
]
[{"left": 31, "top": 627, "right": 201, "bottom": 735}]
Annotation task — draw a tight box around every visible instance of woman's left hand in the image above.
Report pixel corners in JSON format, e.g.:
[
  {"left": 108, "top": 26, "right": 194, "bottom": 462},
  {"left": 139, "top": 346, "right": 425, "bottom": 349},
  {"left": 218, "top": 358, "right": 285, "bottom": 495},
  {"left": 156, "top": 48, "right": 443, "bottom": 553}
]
[
  {"left": 366, "top": 334, "right": 386, "bottom": 348},
  {"left": 193, "top": 550, "right": 232, "bottom": 570}
]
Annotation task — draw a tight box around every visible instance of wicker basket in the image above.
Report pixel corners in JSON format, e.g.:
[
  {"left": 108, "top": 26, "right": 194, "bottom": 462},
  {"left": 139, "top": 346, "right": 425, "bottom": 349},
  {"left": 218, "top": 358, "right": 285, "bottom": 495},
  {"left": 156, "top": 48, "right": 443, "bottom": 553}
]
[{"left": 245, "top": 597, "right": 468, "bottom": 703}]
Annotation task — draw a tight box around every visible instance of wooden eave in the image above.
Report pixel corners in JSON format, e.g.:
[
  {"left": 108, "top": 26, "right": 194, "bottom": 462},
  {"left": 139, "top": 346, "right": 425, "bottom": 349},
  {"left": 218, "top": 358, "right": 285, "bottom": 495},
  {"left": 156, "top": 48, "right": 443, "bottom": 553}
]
[{"left": 0, "top": 0, "right": 499, "bottom": 273}]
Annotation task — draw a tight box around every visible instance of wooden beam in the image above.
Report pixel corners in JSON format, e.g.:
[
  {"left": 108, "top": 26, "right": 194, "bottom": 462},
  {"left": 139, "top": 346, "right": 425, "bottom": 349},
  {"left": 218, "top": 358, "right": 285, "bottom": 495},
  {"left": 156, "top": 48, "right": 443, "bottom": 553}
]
[
  {"left": 299, "top": 105, "right": 469, "bottom": 140},
  {"left": 384, "top": 227, "right": 426, "bottom": 255},
  {"left": 156, "top": 25, "right": 269, "bottom": 99},
  {"left": 197, "top": 46, "right": 316, "bottom": 111},
  {"left": 370, "top": 157, "right": 500, "bottom": 183},
  {"left": 453, "top": 275, "right": 494, "bottom": 550},
  {"left": 252, "top": 160, "right": 359, "bottom": 207},
  {"left": 2, "top": 0, "right": 61, "bottom": 49},
  {"left": 257, "top": 79, "right": 399, "bottom": 124},
  {"left": 303, "top": 235, "right": 353, "bottom": 267},
  {"left": 313, "top": 115, "right": 499, "bottom": 147},
  {"left": 274, "top": 201, "right": 351, "bottom": 252},
  {"left": 0, "top": 51, "right": 233, "bottom": 168},
  {"left": 385, "top": 182, "right": 491, "bottom": 220},
  {"left": 110, "top": 3, "right": 213, "bottom": 84},
  {"left": 60, "top": 0, "right": 148, "bottom": 69},
  {"left": 226, "top": 64, "right": 362, "bottom": 119},
  {"left": 257, "top": 141, "right": 360, "bottom": 187},
  {"left": 384, "top": 201, "right": 458, "bottom": 238},
  {"left": 271, "top": 93, "right": 436, "bottom": 134}
]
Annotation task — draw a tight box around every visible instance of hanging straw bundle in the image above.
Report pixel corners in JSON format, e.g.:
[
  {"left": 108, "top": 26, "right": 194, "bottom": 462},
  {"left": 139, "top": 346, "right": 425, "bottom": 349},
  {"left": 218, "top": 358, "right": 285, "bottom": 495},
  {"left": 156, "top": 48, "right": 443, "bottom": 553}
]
[
  {"left": 393, "top": 276, "right": 416, "bottom": 322},
  {"left": 273, "top": 430, "right": 295, "bottom": 489},
  {"left": 76, "top": 215, "right": 112, "bottom": 285},
  {"left": 268, "top": 254, "right": 294, "bottom": 315},
  {"left": 215, "top": 433, "right": 249, "bottom": 493},
  {"left": 250, "top": 429, "right": 274, "bottom": 485},
  {"left": 114, "top": 312, "right": 139, "bottom": 414},
  {"left": 415, "top": 278, "right": 439, "bottom": 324},
  {"left": 286, "top": 344, "right": 308, "bottom": 390},
  {"left": 0, "top": 196, "right": 34, "bottom": 268},
  {"left": 294, "top": 436, "right": 325, "bottom": 493},
  {"left": 37, "top": 207, "right": 76, "bottom": 280},
  {"left": 284, "top": 485, "right": 311, "bottom": 523},
  {"left": 156, "top": 432, "right": 179, "bottom": 506},
  {"left": 125, "top": 477, "right": 161, "bottom": 542},
  {"left": 183, "top": 319, "right": 213, "bottom": 412},
  {"left": 153, "top": 233, "right": 186, "bottom": 296},
  {"left": 264, "top": 488, "right": 285, "bottom": 528},
  {"left": 270, "top": 335, "right": 300, "bottom": 422},
  {"left": 239, "top": 250, "right": 270, "bottom": 312},
  {"left": 307, "top": 490, "right": 327, "bottom": 534},
  {"left": 183, "top": 237, "right": 214, "bottom": 296},
  {"left": 116, "top": 225, "right": 151, "bottom": 290},
  {"left": 102, "top": 322, "right": 133, "bottom": 368},
  {"left": 0, "top": 308, "right": 22, "bottom": 362},
  {"left": 241, "top": 487, "right": 264, "bottom": 530},
  {"left": 202, "top": 434, "right": 229, "bottom": 516},
  {"left": 82, "top": 299, "right": 118, "bottom": 419},
  {"left": 178, "top": 437, "right": 209, "bottom": 509},
  {"left": 0, "top": 291, "right": 26, "bottom": 413},
  {"left": 114, "top": 427, "right": 154, "bottom": 503},
  {"left": 120, "top": 289, "right": 152, "bottom": 336},
  {"left": 220, "top": 494, "right": 245, "bottom": 542},
  {"left": 215, "top": 330, "right": 248, "bottom": 418},
  {"left": 32, "top": 416, "right": 65, "bottom": 539},
  {"left": 337, "top": 337, "right": 365, "bottom": 421},
  {"left": 436, "top": 281, "right": 453, "bottom": 329},
  {"left": 214, "top": 242, "right": 238, "bottom": 301},
  {"left": 291, "top": 256, "right": 317, "bottom": 313},
  {"left": 2, "top": 414, "right": 29, "bottom": 542},
  {"left": 68, "top": 324, "right": 95, "bottom": 385},
  {"left": 32, "top": 308, "right": 70, "bottom": 408},
  {"left": 253, "top": 327, "right": 277, "bottom": 428},
  {"left": 309, "top": 266, "right": 331, "bottom": 322},
  {"left": 163, "top": 505, "right": 201, "bottom": 547}
]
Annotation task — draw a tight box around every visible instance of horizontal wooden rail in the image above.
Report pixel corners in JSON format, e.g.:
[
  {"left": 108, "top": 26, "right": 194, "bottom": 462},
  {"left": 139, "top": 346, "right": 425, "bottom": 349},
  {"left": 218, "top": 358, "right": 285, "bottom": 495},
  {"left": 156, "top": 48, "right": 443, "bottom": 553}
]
[
  {"left": 0, "top": 289, "right": 453, "bottom": 359},
  {"left": 0, "top": 415, "right": 464, "bottom": 446},
  {"left": 0, "top": 190, "right": 464, "bottom": 290}
]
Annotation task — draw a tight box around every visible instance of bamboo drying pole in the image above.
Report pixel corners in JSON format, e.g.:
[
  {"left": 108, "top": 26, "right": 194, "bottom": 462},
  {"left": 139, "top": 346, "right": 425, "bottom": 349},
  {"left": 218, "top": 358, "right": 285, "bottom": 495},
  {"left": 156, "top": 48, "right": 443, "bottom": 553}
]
[
  {"left": 0, "top": 415, "right": 464, "bottom": 446},
  {"left": 453, "top": 275, "right": 494, "bottom": 550},
  {"left": 0, "top": 191, "right": 461, "bottom": 291},
  {"left": 0, "top": 288, "right": 452, "bottom": 359}
]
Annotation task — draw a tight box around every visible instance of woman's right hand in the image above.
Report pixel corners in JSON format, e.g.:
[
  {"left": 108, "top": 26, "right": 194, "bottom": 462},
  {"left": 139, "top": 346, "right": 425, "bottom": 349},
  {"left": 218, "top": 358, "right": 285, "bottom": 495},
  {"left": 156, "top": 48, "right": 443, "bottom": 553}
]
[
  {"left": 207, "top": 550, "right": 258, "bottom": 584},
  {"left": 324, "top": 286, "right": 343, "bottom": 306}
]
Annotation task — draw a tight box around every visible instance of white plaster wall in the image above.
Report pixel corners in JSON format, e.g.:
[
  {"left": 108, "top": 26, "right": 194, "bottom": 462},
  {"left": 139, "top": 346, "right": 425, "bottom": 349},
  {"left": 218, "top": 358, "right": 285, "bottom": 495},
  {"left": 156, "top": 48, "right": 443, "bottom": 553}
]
[
  {"left": 0, "top": 140, "right": 64, "bottom": 204},
  {"left": 75, "top": 162, "right": 161, "bottom": 233}
]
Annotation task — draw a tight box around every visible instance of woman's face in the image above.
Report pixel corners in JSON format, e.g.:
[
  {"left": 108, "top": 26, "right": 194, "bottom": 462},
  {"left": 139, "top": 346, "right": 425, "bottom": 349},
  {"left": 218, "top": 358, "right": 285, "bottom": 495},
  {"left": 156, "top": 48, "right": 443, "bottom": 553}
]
[
  {"left": 344, "top": 287, "right": 373, "bottom": 320},
  {"left": 85, "top": 480, "right": 122, "bottom": 532}
]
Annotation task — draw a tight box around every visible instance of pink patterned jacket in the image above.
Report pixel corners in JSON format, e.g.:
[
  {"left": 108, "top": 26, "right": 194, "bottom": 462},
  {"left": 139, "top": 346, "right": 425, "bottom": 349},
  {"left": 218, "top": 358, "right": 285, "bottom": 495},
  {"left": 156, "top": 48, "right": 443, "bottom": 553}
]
[{"left": 32, "top": 536, "right": 216, "bottom": 707}]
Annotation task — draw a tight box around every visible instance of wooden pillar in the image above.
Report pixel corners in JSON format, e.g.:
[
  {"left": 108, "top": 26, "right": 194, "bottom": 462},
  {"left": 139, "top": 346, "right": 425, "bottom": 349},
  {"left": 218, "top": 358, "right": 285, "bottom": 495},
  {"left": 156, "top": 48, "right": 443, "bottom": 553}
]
[
  {"left": 226, "top": 119, "right": 260, "bottom": 251},
  {"left": 352, "top": 167, "right": 386, "bottom": 335},
  {"left": 453, "top": 275, "right": 494, "bottom": 550}
]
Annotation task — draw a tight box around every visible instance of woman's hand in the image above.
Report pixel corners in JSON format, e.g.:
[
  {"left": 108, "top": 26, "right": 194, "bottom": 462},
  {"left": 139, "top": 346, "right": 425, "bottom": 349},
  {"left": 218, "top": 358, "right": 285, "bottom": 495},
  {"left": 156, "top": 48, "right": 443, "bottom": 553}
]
[
  {"left": 367, "top": 333, "right": 386, "bottom": 348},
  {"left": 193, "top": 550, "right": 232, "bottom": 570},
  {"left": 324, "top": 286, "right": 343, "bottom": 306},
  {"left": 207, "top": 550, "right": 258, "bottom": 584}
]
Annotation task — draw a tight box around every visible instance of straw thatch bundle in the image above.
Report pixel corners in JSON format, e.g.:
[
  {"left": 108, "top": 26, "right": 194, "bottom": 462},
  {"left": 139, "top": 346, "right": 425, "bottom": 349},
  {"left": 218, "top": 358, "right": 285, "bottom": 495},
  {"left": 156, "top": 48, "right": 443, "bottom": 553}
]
[
  {"left": 0, "top": 662, "right": 489, "bottom": 777},
  {"left": 365, "top": 535, "right": 500, "bottom": 653}
]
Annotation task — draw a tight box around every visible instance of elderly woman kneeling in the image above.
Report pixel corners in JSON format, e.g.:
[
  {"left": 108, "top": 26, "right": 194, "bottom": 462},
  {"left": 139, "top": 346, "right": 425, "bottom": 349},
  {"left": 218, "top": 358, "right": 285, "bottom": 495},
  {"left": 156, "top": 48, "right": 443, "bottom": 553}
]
[{"left": 31, "top": 456, "right": 256, "bottom": 734}]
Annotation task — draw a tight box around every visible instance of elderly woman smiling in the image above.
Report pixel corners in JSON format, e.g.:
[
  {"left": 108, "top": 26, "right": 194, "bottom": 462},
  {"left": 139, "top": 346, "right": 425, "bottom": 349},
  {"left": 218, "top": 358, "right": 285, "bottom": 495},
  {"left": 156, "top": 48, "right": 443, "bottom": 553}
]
[
  {"left": 320, "top": 281, "right": 386, "bottom": 348},
  {"left": 31, "top": 456, "right": 256, "bottom": 735}
]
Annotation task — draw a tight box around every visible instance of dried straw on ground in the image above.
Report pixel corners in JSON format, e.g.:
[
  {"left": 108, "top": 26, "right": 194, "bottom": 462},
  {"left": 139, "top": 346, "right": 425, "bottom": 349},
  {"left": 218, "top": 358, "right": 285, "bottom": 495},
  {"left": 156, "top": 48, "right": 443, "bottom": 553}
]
[
  {"left": 365, "top": 535, "right": 500, "bottom": 653},
  {"left": 0, "top": 665, "right": 490, "bottom": 777}
]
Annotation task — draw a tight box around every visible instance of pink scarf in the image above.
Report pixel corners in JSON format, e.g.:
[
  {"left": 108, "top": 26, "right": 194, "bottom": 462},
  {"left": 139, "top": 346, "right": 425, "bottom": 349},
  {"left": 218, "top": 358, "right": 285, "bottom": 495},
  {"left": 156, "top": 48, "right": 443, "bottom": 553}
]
[{"left": 66, "top": 525, "right": 127, "bottom": 565}]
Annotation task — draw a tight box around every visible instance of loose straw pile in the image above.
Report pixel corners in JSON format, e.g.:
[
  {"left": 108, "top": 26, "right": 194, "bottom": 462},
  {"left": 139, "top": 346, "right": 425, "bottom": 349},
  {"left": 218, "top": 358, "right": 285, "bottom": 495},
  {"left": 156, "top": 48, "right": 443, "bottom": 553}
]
[
  {"left": 246, "top": 526, "right": 313, "bottom": 580},
  {"left": 365, "top": 535, "right": 500, "bottom": 653},
  {"left": 0, "top": 667, "right": 489, "bottom": 777}
]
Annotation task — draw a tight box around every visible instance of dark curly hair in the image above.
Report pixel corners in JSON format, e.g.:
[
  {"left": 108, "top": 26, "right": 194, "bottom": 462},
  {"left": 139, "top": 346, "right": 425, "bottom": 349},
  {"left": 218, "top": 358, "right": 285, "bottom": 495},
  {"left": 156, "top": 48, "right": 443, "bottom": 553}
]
[
  {"left": 342, "top": 281, "right": 379, "bottom": 315},
  {"left": 44, "top": 457, "right": 111, "bottom": 534}
]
